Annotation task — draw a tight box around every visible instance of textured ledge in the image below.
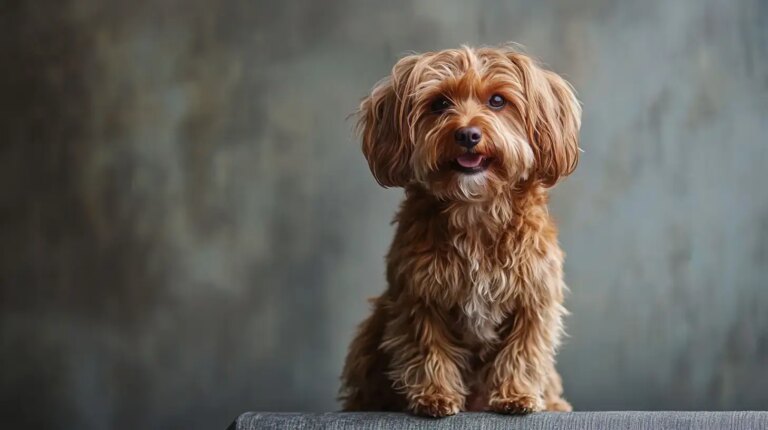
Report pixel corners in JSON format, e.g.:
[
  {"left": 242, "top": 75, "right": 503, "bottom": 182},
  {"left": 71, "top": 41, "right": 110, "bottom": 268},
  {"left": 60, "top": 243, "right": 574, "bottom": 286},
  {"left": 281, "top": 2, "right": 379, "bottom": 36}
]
[{"left": 229, "top": 411, "right": 768, "bottom": 430}]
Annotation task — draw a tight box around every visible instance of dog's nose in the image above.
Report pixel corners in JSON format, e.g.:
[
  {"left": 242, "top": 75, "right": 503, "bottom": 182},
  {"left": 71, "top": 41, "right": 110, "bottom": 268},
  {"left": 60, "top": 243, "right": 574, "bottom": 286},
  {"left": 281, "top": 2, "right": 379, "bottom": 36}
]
[{"left": 454, "top": 126, "right": 482, "bottom": 149}]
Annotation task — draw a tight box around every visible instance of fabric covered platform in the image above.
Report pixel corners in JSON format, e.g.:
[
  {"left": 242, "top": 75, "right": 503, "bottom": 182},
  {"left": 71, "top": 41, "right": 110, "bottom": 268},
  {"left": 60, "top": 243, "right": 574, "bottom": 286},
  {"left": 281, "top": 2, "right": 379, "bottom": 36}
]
[{"left": 228, "top": 411, "right": 768, "bottom": 430}]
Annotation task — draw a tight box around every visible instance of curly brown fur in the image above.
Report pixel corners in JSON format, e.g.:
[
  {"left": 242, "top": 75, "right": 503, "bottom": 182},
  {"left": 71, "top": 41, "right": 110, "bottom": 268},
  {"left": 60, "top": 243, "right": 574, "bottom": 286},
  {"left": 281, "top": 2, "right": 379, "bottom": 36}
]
[{"left": 340, "top": 45, "right": 580, "bottom": 417}]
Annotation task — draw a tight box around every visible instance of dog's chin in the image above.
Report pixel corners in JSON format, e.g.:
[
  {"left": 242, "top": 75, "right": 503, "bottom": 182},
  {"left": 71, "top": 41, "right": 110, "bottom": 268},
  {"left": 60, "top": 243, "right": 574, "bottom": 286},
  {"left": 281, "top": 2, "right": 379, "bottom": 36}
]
[
  {"left": 455, "top": 170, "right": 492, "bottom": 200},
  {"left": 424, "top": 159, "right": 497, "bottom": 202}
]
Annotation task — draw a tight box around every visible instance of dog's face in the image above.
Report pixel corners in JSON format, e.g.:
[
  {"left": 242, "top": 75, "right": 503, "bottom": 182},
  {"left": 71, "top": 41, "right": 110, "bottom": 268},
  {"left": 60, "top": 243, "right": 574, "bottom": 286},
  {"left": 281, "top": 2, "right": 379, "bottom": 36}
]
[{"left": 359, "top": 46, "right": 581, "bottom": 201}]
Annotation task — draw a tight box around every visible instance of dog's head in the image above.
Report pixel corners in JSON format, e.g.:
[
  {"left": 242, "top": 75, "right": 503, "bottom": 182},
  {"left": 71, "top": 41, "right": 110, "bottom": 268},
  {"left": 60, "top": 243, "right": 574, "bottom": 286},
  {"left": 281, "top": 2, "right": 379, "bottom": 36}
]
[{"left": 358, "top": 45, "right": 581, "bottom": 201}]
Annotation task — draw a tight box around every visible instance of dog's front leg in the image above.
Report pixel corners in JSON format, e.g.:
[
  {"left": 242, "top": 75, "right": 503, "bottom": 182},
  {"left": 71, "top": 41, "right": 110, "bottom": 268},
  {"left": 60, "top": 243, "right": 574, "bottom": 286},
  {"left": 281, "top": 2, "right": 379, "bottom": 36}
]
[
  {"left": 381, "top": 299, "right": 468, "bottom": 417},
  {"left": 486, "top": 301, "right": 564, "bottom": 414}
]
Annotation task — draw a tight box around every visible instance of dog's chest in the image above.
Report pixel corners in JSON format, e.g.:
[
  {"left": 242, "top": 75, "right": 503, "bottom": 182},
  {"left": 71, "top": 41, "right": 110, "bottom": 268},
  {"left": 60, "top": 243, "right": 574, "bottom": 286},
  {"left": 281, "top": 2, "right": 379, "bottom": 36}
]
[
  {"left": 461, "top": 276, "right": 507, "bottom": 344},
  {"left": 451, "top": 238, "right": 516, "bottom": 344}
]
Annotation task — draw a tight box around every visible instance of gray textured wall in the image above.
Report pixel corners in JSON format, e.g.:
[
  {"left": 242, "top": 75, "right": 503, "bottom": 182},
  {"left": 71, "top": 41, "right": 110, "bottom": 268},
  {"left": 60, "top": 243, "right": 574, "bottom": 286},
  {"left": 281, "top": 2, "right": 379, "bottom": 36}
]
[{"left": 1, "top": 0, "right": 767, "bottom": 428}]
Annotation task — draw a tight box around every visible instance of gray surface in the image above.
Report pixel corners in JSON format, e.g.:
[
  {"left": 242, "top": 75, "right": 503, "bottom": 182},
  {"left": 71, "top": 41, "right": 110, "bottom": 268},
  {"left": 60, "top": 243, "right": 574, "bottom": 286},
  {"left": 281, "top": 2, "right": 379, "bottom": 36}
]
[
  {"left": 233, "top": 412, "right": 768, "bottom": 430},
  {"left": 1, "top": 0, "right": 767, "bottom": 429}
]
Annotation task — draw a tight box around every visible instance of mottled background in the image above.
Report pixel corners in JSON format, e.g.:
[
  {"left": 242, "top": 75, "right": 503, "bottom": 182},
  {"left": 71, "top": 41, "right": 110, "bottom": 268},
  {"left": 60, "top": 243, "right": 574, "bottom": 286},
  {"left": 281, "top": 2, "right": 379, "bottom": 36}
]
[{"left": 1, "top": 0, "right": 767, "bottom": 428}]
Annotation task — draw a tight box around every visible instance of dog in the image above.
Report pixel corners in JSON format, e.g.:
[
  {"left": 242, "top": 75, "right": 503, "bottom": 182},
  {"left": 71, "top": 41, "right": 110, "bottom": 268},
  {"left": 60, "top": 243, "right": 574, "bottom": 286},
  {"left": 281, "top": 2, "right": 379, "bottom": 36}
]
[{"left": 339, "top": 44, "right": 580, "bottom": 417}]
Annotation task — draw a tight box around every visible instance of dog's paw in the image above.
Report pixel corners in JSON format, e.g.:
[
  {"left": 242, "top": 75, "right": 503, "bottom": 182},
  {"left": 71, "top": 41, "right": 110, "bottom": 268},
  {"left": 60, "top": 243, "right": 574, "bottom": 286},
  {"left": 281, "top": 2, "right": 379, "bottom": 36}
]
[
  {"left": 410, "top": 394, "right": 461, "bottom": 418},
  {"left": 488, "top": 393, "right": 544, "bottom": 415},
  {"left": 545, "top": 397, "right": 572, "bottom": 412}
]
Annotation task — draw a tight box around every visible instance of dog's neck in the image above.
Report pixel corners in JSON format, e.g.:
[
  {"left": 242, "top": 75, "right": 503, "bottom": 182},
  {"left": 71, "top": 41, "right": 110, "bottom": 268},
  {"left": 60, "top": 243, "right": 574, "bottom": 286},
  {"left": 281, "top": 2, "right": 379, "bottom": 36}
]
[{"left": 404, "top": 183, "right": 550, "bottom": 234}]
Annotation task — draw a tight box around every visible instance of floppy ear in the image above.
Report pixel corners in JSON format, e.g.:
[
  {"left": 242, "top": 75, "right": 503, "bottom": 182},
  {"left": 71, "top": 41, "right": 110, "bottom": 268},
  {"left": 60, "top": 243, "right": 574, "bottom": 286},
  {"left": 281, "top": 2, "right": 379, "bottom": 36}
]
[
  {"left": 509, "top": 53, "right": 581, "bottom": 187},
  {"left": 358, "top": 55, "right": 420, "bottom": 187}
]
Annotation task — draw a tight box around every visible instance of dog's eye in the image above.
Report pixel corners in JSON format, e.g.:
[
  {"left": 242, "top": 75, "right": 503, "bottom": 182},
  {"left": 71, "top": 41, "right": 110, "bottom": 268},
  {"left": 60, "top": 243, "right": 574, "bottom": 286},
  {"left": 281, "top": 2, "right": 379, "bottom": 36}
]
[
  {"left": 430, "top": 97, "right": 451, "bottom": 114},
  {"left": 488, "top": 94, "right": 506, "bottom": 109}
]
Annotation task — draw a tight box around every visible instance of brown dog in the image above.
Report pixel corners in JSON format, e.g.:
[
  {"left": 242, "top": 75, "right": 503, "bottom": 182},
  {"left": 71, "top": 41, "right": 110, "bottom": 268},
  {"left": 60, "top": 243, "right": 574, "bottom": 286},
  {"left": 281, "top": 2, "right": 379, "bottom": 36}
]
[{"left": 339, "top": 45, "right": 580, "bottom": 417}]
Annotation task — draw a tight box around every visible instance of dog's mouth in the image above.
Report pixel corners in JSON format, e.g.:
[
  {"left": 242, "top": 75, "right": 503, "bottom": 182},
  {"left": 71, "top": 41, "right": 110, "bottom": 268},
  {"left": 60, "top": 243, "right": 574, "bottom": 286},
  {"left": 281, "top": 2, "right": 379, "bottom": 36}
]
[{"left": 451, "top": 153, "right": 493, "bottom": 174}]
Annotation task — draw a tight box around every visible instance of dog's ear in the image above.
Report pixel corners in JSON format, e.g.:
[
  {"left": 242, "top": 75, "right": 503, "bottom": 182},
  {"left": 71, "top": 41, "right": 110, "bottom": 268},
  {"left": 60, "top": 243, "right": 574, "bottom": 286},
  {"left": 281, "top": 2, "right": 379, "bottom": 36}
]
[
  {"left": 358, "top": 55, "right": 420, "bottom": 187},
  {"left": 508, "top": 53, "right": 581, "bottom": 187}
]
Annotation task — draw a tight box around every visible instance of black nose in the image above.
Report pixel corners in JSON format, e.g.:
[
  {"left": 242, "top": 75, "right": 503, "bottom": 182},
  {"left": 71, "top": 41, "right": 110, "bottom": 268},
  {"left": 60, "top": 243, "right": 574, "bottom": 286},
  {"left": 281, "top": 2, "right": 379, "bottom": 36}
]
[{"left": 454, "top": 126, "right": 482, "bottom": 148}]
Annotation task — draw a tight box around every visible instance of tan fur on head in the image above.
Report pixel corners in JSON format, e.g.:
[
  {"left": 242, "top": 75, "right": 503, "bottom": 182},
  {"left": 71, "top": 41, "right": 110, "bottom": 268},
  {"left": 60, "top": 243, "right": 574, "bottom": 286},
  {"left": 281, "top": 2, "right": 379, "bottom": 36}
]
[
  {"left": 359, "top": 55, "right": 420, "bottom": 187},
  {"left": 509, "top": 52, "right": 581, "bottom": 188},
  {"left": 342, "top": 44, "right": 580, "bottom": 417},
  {"left": 358, "top": 45, "right": 580, "bottom": 195}
]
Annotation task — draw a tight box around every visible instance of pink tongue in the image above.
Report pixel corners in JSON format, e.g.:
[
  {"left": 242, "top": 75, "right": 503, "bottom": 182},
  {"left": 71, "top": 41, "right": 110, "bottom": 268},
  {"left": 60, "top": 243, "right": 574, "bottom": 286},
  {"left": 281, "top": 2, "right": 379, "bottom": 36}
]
[{"left": 456, "top": 153, "right": 484, "bottom": 168}]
